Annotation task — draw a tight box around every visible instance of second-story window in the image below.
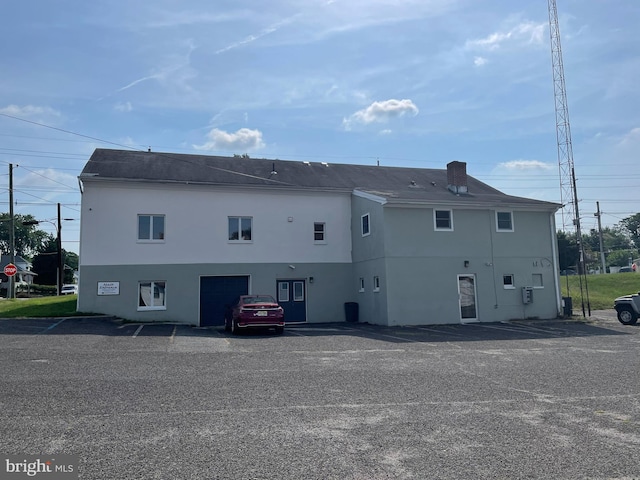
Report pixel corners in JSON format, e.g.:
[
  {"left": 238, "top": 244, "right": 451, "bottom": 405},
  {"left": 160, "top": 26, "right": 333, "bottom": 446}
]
[
  {"left": 361, "top": 213, "right": 370, "bottom": 237},
  {"left": 496, "top": 211, "right": 514, "bottom": 232},
  {"left": 229, "top": 217, "right": 252, "bottom": 241},
  {"left": 314, "top": 222, "right": 326, "bottom": 243},
  {"left": 138, "top": 214, "right": 165, "bottom": 241},
  {"left": 434, "top": 209, "right": 453, "bottom": 230}
]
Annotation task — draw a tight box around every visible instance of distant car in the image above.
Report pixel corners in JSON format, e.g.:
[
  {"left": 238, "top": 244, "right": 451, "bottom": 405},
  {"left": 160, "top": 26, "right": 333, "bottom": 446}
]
[
  {"left": 61, "top": 284, "right": 78, "bottom": 295},
  {"left": 224, "top": 295, "right": 285, "bottom": 335},
  {"left": 560, "top": 269, "right": 577, "bottom": 276},
  {"left": 618, "top": 266, "right": 633, "bottom": 273}
]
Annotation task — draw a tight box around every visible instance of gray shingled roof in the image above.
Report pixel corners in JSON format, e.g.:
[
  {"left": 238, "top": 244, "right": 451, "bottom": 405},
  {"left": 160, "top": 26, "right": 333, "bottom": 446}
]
[{"left": 80, "top": 149, "right": 560, "bottom": 209}]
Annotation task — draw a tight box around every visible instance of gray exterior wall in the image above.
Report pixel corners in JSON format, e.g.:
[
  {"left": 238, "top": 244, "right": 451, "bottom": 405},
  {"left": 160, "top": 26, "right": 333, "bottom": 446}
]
[
  {"left": 78, "top": 262, "right": 352, "bottom": 325},
  {"left": 351, "top": 196, "right": 390, "bottom": 325},
  {"left": 376, "top": 205, "right": 559, "bottom": 325}
]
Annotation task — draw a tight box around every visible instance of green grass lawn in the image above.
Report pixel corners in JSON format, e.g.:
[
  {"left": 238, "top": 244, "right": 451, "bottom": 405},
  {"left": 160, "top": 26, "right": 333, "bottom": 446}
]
[
  {"left": 561, "top": 273, "right": 640, "bottom": 310},
  {"left": 0, "top": 295, "right": 84, "bottom": 318}
]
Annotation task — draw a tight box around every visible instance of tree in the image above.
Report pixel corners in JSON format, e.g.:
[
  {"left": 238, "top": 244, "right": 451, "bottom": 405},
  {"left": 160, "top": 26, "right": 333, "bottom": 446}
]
[
  {"left": 619, "top": 213, "right": 640, "bottom": 248},
  {"left": 0, "top": 213, "right": 50, "bottom": 258},
  {"left": 557, "top": 230, "right": 579, "bottom": 271},
  {"left": 581, "top": 225, "right": 636, "bottom": 269},
  {"left": 31, "top": 236, "right": 78, "bottom": 285}
]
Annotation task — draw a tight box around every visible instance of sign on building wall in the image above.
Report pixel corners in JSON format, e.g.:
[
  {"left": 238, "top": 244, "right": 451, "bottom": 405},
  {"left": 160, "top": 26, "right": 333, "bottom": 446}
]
[{"left": 97, "top": 281, "right": 120, "bottom": 296}]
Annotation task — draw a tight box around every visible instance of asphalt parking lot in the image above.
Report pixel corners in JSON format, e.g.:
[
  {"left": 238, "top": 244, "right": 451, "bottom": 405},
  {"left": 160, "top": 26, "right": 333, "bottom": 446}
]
[{"left": 1, "top": 313, "right": 639, "bottom": 479}]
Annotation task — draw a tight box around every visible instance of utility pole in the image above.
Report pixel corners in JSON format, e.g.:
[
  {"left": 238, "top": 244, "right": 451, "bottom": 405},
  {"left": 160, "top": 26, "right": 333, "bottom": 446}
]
[
  {"left": 594, "top": 202, "right": 606, "bottom": 274},
  {"left": 57, "top": 203, "right": 63, "bottom": 295},
  {"left": 9, "top": 164, "right": 15, "bottom": 299}
]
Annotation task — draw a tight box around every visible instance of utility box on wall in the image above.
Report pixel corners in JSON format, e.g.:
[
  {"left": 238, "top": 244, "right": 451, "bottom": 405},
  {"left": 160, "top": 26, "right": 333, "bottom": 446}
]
[{"left": 522, "top": 286, "right": 533, "bottom": 304}]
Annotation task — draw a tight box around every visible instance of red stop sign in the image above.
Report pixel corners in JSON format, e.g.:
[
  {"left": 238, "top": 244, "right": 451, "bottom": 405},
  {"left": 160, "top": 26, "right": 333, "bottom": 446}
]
[{"left": 4, "top": 264, "right": 17, "bottom": 277}]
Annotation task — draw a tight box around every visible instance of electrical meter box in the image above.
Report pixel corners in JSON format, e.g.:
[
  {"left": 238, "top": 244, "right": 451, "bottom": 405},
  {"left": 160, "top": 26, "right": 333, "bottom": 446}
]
[{"left": 522, "top": 286, "right": 533, "bottom": 304}]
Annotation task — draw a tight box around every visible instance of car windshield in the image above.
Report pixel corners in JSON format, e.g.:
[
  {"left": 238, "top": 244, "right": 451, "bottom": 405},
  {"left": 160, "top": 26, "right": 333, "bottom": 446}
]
[{"left": 242, "top": 296, "right": 276, "bottom": 305}]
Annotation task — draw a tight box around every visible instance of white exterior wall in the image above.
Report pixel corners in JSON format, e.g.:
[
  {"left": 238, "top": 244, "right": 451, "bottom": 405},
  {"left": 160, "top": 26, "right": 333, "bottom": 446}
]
[{"left": 80, "top": 181, "right": 352, "bottom": 266}]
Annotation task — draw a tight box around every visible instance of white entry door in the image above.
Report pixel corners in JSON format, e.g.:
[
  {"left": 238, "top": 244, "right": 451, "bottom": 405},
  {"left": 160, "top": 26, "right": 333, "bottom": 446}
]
[{"left": 457, "top": 274, "right": 478, "bottom": 322}]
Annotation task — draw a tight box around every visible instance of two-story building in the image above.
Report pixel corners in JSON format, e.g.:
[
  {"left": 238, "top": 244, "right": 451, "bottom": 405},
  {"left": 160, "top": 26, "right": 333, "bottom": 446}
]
[{"left": 77, "top": 149, "right": 562, "bottom": 326}]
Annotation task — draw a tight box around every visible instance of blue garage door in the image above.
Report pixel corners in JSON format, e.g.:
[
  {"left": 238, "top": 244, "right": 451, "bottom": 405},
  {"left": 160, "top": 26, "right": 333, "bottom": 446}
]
[{"left": 200, "top": 276, "right": 249, "bottom": 327}]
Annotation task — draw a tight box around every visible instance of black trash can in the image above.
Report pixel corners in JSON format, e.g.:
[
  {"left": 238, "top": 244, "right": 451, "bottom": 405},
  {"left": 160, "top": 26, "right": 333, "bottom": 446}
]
[
  {"left": 344, "top": 302, "right": 359, "bottom": 323},
  {"left": 562, "top": 296, "right": 572, "bottom": 317}
]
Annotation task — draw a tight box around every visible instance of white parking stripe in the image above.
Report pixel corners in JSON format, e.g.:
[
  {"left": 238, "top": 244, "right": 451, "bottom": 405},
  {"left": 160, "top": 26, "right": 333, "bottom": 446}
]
[{"left": 132, "top": 325, "right": 144, "bottom": 338}]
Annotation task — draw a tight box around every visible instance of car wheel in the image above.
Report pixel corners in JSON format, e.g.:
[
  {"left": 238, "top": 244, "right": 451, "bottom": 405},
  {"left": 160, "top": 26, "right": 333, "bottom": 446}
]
[
  {"left": 274, "top": 326, "right": 284, "bottom": 335},
  {"left": 231, "top": 319, "right": 240, "bottom": 335},
  {"left": 616, "top": 306, "right": 638, "bottom": 325}
]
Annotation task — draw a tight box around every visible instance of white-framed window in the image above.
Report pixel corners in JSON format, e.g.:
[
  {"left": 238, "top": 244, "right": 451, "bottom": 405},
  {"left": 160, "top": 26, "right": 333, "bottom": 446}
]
[
  {"left": 532, "top": 273, "right": 543, "bottom": 288},
  {"left": 293, "top": 281, "right": 304, "bottom": 301},
  {"left": 314, "top": 222, "right": 326, "bottom": 243},
  {"left": 361, "top": 213, "right": 370, "bottom": 237},
  {"left": 503, "top": 274, "right": 515, "bottom": 289},
  {"left": 278, "top": 282, "right": 289, "bottom": 302},
  {"left": 496, "top": 211, "right": 514, "bottom": 232},
  {"left": 138, "top": 281, "right": 166, "bottom": 310},
  {"left": 138, "top": 214, "right": 165, "bottom": 241},
  {"left": 434, "top": 209, "right": 453, "bottom": 231},
  {"left": 358, "top": 277, "right": 365, "bottom": 293},
  {"left": 373, "top": 276, "right": 380, "bottom": 292},
  {"left": 228, "top": 216, "right": 252, "bottom": 242}
]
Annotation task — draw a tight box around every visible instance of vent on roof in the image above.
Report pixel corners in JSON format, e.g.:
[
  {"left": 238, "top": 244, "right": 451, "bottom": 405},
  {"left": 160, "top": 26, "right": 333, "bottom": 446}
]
[
  {"left": 321, "top": 162, "right": 329, "bottom": 167},
  {"left": 270, "top": 162, "right": 277, "bottom": 176},
  {"left": 303, "top": 161, "right": 311, "bottom": 165}
]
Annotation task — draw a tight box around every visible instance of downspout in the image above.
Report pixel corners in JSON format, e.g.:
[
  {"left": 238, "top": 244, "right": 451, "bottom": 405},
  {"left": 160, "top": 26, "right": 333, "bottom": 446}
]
[
  {"left": 489, "top": 210, "right": 498, "bottom": 309},
  {"left": 550, "top": 213, "right": 562, "bottom": 316}
]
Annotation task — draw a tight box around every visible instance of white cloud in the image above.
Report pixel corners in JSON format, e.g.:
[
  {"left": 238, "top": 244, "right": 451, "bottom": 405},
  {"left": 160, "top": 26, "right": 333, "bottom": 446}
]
[
  {"left": 474, "top": 56, "right": 488, "bottom": 67},
  {"left": 466, "top": 21, "right": 546, "bottom": 51},
  {"left": 194, "top": 128, "right": 265, "bottom": 151},
  {"left": 617, "top": 127, "right": 640, "bottom": 147},
  {"left": 343, "top": 99, "right": 419, "bottom": 130},
  {"left": 114, "top": 102, "right": 133, "bottom": 112},
  {"left": 498, "top": 160, "right": 554, "bottom": 170},
  {"left": 0, "top": 105, "right": 61, "bottom": 118}
]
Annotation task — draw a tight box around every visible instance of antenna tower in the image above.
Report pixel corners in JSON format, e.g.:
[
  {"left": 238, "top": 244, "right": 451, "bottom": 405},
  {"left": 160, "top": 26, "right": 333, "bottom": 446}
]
[{"left": 548, "top": 0, "right": 589, "bottom": 315}]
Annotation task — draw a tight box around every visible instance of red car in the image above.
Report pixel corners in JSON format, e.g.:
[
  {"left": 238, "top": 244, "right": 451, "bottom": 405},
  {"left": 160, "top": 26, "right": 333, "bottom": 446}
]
[{"left": 224, "top": 295, "right": 285, "bottom": 335}]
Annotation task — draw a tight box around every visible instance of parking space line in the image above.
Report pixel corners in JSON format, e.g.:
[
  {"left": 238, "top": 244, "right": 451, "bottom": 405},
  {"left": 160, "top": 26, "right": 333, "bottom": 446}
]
[
  {"left": 38, "top": 318, "right": 67, "bottom": 334},
  {"left": 132, "top": 325, "right": 144, "bottom": 338},
  {"left": 416, "top": 326, "right": 466, "bottom": 337},
  {"left": 286, "top": 329, "right": 305, "bottom": 336},
  {"left": 170, "top": 325, "right": 177, "bottom": 343}
]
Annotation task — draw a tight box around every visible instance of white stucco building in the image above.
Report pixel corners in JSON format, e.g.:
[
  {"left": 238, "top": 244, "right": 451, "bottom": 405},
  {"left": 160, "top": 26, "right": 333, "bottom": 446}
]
[{"left": 77, "top": 149, "right": 562, "bottom": 326}]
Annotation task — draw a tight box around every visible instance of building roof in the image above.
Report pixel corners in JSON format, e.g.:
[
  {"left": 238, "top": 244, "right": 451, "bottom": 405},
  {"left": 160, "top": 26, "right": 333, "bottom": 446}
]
[{"left": 80, "top": 149, "right": 560, "bottom": 210}]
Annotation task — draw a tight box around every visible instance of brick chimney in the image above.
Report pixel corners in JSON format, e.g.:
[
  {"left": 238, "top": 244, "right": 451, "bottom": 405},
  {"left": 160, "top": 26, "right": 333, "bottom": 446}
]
[{"left": 447, "top": 161, "right": 468, "bottom": 194}]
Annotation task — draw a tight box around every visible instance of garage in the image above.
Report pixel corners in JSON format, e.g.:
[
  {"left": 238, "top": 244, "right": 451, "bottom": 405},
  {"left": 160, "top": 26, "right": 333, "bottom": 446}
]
[{"left": 200, "top": 275, "right": 249, "bottom": 327}]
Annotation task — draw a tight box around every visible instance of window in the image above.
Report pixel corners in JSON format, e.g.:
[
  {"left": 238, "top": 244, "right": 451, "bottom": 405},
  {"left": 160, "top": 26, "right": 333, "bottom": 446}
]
[
  {"left": 228, "top": 217, "right": 252, "bottom": 241},
  {"left": 314, "top": 222, "right": 326, "bottom": 243},
  {"left": 138, "top": 215, "right": 165, "bottom": 241},
  {"left": 358, "top": 277, "right": 365, "bottom": 293},
  {"left": 434, "top": 209, "right": 453, "bottom": 230},
  {"left": 496, "top": 211, "right": 514, "bottom": 231},
  {"left": 361, "top": 213, "right": 370, "bottom": 236},
  {"left": 278, "top": 282, "right": 289, "bottom": 302},
  {"left": 293, "top": 281, "right": 304, "bottom": 301},
  {"left": 532, "top": 273, "right": 543, "bottom": 288},
  {"left": 138, "top": 281, "right": 166, "bottom": 310},
  {"left": 503, "top": 274, "right": 515, "bottom": 289},
  {"left": 373, "top": 276, "right": 380, "bottom": 292}
]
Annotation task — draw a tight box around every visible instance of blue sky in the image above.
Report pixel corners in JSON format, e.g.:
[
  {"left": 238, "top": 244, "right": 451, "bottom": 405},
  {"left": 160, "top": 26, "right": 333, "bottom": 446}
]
[{"left": 1, "top": 0, "right": 639, "bottom": 254}]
